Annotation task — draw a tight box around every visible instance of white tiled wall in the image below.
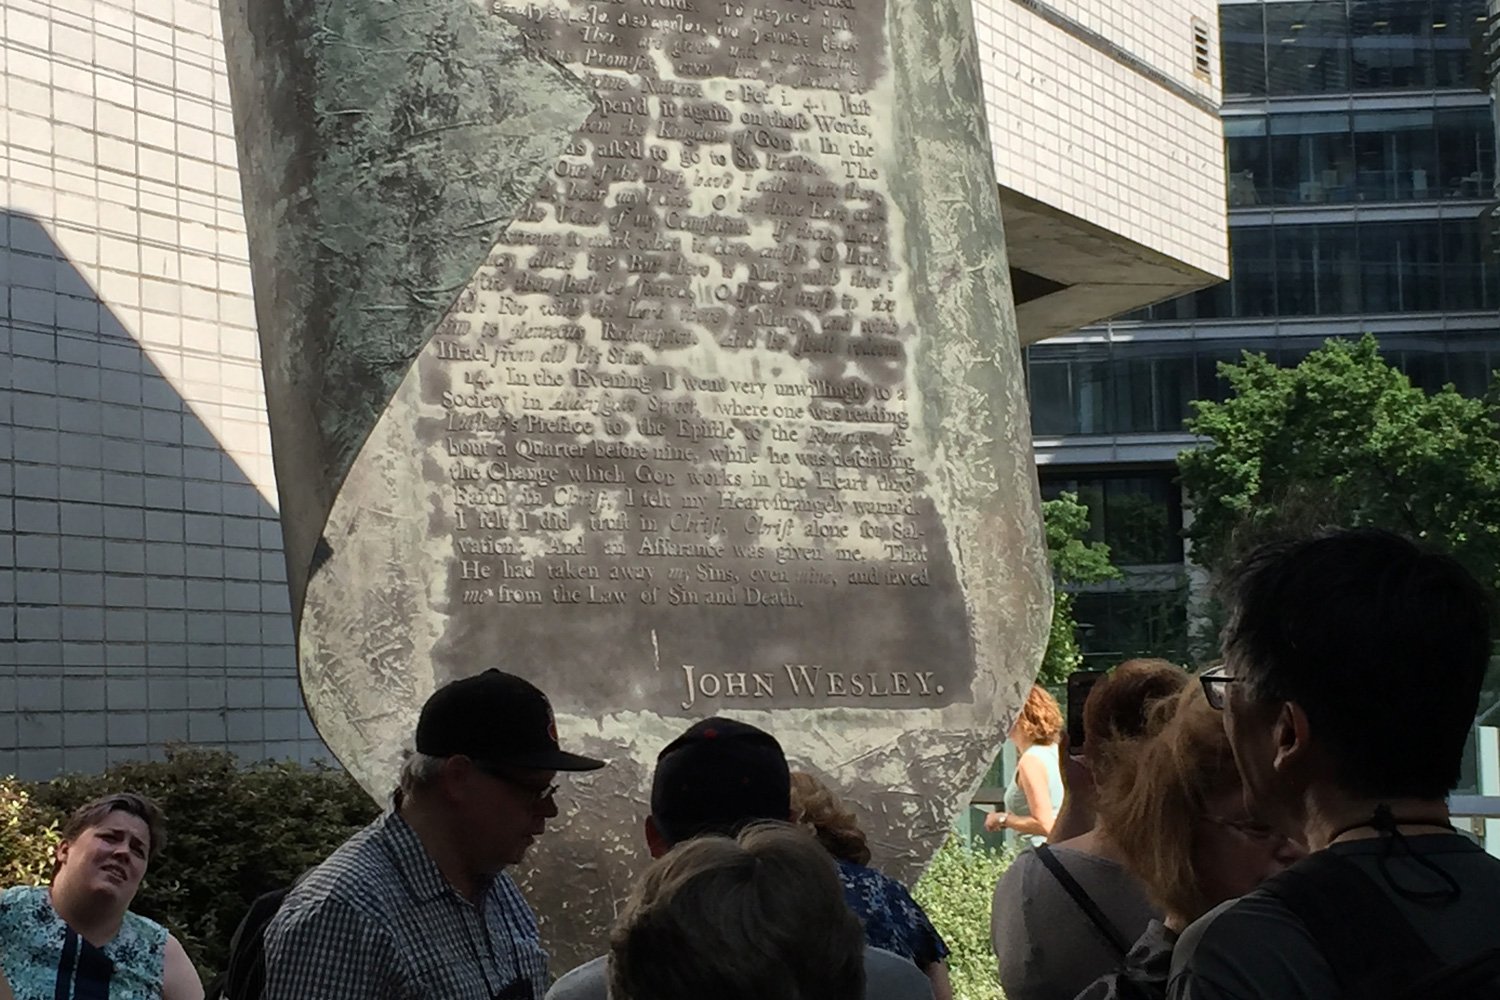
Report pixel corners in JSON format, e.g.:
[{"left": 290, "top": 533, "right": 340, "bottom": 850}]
[
  {"left": 973, "top": 0, "right": 1231, "bottom": 277},
  {"left": 0, "top": 0, "right": 327, "bottom": 777},
  {"left": 1042, "top": 0, "right": 1220, "bottom": 101}
]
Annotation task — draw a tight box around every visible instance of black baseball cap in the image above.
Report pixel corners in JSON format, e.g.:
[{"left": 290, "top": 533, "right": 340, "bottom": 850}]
[
  {"left": 415, "top": 670, "right": 605, "bottom": 772},
  {"left": 650, "top": 718, "right": 791, "bottom": 844}
]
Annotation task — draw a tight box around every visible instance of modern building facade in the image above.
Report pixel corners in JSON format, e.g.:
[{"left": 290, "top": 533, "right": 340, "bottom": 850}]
[
  {"left": 972, "top": 0, "right": 1232, "bottom": 340},
  {"left": 1029, "top": 0, "right": 1500, "bottom": 664},
  {"left": 1, "top": 0, "right": 1230, "bottom": 777}
]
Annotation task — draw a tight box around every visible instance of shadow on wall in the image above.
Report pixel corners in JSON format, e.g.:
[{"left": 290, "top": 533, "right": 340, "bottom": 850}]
[{"left": 0, "top": 208, "right": 325, "bottom": 779}]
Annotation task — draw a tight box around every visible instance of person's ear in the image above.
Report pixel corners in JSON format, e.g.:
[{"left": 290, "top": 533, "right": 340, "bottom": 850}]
[
  {"left": 439, "top": 755, "right": 475, "bottom": 804},
  {"left": 1271, "top": 701, "right": 1312, "bottom": 774},
  {"left": 644, "top": 815, "right": 669, "bottom": 859},
  {"left": 54, "top": 840, "right": 70, "bottom": 869}
]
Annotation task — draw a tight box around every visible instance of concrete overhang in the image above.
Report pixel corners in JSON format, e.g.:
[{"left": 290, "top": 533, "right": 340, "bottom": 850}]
[{"left": 1001, "top": 186, "right": 1227, "bottom": 345}]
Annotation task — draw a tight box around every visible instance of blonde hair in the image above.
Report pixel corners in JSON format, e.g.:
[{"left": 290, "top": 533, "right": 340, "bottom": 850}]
[
  {"left": 1014, "top": 684, "right": 1063, "bottom": 746},
  {"left": 1094, "top": 682, "right": 1241, "bottom": 921},
  {"left": 607, "top": 822, "right": 865, "bottom": 1000},
  {"left": 789, "top": 772, "right": 871, "bottom": 866}
]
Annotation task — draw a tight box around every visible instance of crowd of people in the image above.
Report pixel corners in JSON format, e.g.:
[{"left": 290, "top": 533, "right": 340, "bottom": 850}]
[{"left": 0, "top": 528, "right": 1497, "bottom": 1000}]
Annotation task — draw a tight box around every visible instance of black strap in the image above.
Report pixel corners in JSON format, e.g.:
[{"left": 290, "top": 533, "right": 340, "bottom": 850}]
[
  {"left": 1261, "top": 850, "right": 1441, "bottom": 998},
  {"left": 55, "top": 927, "right": 80, "bottom": 1000},
  {"left": 1397, "top": 946, "right": 1500, "bottom": 999},
  {"left": 1034, "top": 845, "right": 1133, "bottom": 958}
]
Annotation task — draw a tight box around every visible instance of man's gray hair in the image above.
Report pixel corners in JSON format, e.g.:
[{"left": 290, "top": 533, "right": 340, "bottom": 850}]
[{"left": 398, "top": 751, "right": 448, "bottom": 797}]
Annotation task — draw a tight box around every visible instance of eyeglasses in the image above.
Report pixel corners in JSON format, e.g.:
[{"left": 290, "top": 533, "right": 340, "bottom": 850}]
[
  {"left": 1199, "top": 664, "right": 1242, "bottom": 711},
  {"left": 1205, "top": 815, "right": 1279, "bottom": 842},
  {"left": 476, "top": 766, "right": 558, "bottom": 806}
]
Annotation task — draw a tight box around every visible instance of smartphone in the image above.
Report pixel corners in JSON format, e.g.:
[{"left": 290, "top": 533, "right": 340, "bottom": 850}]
[{"left": 1066, "top": 669, "right": 1110, "bottom": 755}]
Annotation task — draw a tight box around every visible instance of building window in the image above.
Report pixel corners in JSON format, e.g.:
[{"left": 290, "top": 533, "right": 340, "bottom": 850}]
[
  {"left": 1222, "top": 4, "right": 1270, "bottom": 97},
  {"left": 1225, "top": 106, "right": 1494, "bottom": 207},
  {"left": 1266, "top": 1, "right": 1351, "bottom": 95},
  {"left": 1071, "top": 589, "right": 1191, "bottom": 668},
  {"left": 1220, "top": 0, "right": 1489, "bottom": 97},
  {"left": 1040, "top": 472, "right": 1186, "bottom": 567},
  {"left": 1136, "top": 216, "right": 1498, "bottom": 321},
  {"left": 1028, "top": 332, "right": 1500, "bottom": 438}
]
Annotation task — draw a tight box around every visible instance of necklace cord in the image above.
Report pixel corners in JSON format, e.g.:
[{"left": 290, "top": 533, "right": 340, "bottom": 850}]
[{"left": 1327, "top": 804, "right": 1461, "bottom": 905}]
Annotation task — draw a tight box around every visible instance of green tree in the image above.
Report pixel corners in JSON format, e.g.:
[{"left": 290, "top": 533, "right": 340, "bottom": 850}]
[
  {"left": 1037, "top": 492, "right": 1122, "bottom": 684},
  {"left": 1178, "top": 334, "right": 1500, "bottom": 591}
]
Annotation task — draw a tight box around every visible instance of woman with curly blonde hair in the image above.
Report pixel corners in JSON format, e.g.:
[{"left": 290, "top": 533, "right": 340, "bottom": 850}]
[
  {"left": 789, "top": 772, "right": 952, "bottom": 1000},
  {"left": 986, "top": 684, "right": 1065, "bottom": 845}
]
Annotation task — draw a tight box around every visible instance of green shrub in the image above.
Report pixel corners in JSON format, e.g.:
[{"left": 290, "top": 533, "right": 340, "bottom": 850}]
[
  {"left": 914, "top": 834, "right": 1020, "bottom": 1000},
  {"left": 0, "top": 778, "right": 59, "bottom": 887},
  {"left": 13, "top": 747, "right": 378, "bottom": 981}
]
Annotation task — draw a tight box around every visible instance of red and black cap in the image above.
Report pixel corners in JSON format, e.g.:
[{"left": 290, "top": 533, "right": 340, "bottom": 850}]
[{"left": 415, "top": 669, "right": 605, "bottom": 772}]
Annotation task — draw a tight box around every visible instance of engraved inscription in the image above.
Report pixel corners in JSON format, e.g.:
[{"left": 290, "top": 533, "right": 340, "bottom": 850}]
[{"left": 416, "top": 0, "right": 975, "bottom": 710}]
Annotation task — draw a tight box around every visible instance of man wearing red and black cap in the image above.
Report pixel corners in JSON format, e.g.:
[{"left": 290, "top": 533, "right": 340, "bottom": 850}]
[
  {"left": 264, "top": 670, "right": 605, "bottom": 1000},
  {"left": 547, "top": 718, "right": 934, "bottom": 1000}
]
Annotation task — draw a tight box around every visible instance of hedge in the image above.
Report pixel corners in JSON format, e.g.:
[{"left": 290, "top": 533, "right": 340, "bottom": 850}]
[
  {"left": 3, "top": 748, "right": 378, "bottom": 979},
  {"left": 914, "top": 835, "right": 1019, "bottom": 1000},
  {"left": 4, "top": 750, "right": 1017, "bottom": 995}
]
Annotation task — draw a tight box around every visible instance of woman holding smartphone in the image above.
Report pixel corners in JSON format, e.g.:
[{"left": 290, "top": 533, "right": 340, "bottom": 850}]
[{"left": 986, "top": 685, "right": 1066, "bottom": 845}]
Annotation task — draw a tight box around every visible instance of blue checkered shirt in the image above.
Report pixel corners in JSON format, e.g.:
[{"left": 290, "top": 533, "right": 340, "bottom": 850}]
[{"left": 262, "top": 808, "right": 550, "bottom": 1000}]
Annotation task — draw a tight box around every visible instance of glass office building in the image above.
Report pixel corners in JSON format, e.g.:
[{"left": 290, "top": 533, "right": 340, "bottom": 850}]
[{"left": 1028, "top": 0, "right": 1499, "bottom": 662}]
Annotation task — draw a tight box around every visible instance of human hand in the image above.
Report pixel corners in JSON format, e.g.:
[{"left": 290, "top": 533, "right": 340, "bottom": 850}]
[{"left": 984, "top": 811, "right": 1007, "bottom": 833}]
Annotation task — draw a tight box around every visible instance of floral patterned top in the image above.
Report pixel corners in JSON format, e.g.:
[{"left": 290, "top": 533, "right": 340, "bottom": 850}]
[
  {"left": 0, "top": 885, "right": 167, "bottom": 1000},
  {"left": 836, "top": 860, "right": 950, "bottom": 969}
]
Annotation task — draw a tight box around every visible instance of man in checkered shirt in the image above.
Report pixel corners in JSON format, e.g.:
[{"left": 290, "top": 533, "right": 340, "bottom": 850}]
[{"left": 262, "top": 670, "right": 606, "bottom": 1000}]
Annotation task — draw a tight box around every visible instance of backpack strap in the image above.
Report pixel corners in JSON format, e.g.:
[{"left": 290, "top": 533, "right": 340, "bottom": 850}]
[
  {"left": 1396, "top": 946, "right": 1500, "bottom": 999},
  {"left": 1260, "top": 849, "right": 1441, "bottom": 998},
  {"left": 1034, "top": 844, "right": 1133, "bottom": 958}
]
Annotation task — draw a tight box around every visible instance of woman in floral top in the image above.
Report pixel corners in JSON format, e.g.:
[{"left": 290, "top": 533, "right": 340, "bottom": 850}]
[
  {"left": 790, "top": 771, "right": 952, "bottom": 1000},
  {"left": 0, "top": 793, "right": 202, "bottom": 1000}
]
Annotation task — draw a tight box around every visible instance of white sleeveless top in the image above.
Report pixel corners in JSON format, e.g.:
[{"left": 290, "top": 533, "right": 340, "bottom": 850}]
[{"left": 1004, "top": 743, "right": 1065, "bottom": 847}]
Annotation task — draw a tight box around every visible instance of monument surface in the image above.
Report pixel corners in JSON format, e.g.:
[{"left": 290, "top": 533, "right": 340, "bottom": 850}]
[{"left": 222, "top": 0, "right": 1050, "bottom": 963}]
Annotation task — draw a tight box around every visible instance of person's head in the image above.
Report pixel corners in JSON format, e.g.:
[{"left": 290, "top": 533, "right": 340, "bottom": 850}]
[
  {"left": 608, "top": 822, "right": 865, "bottom": 1000},
  {"left": 1218, "top": 529, "right": 1494, "bottom": 830},
  {"left": 405, "top": 669, "right": 605, "bottom": 871},
  {"left": 1083, "top": 659, "right": 1190, "bottom": 775},
  {"left": 646, "top": 718, "right": 790, "bottom": 858},
  {"left": 1096, "top": 683, "right": 1302, "bottom": 924},
  {"left": 1009, "top": 684, "right": 1063, "bottom": 748},
  {"left": 52, "top": 793, "right": 165, "bottom": 912},
  {"left": 789, "top": 771, "right": 870, "bottom": 866}
]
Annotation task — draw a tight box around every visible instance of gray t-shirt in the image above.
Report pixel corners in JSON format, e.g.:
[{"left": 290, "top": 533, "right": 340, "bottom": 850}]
[
  {"left": 992, "top": 845, "right": 1158, "bottom": 1000},
  {"left": 1169, "top": 834, "right": 1500, "bottom": 999},
  {"left": 545, "top": 946, "right": 933, "bottom": 1000}
]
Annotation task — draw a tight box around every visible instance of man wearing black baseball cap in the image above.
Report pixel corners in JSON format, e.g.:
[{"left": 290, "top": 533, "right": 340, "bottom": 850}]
[
  {"left": 264, "top": 670, "right": 604, "bottom": 1000},
  {"left": 547, "top": 718, "right": 934, "bottom": 1000}
]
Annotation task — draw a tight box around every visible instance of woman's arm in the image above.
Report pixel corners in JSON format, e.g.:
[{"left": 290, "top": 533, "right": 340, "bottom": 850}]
[
  {"left": 1048, "top": 733, "right": 1096, "bottom": 844},
  {"left": 925, "top": 960, "right": 953, "bottom": 1000},
  {"left": 162, "top": 934, "right": 205, "bottom": 1000},
  {"left": 1, "top": 967, "right": 13, "bottom": 1000}
]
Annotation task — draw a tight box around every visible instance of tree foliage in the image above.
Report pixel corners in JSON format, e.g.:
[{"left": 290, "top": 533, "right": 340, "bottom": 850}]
[
  {"left": 1038, "top": 492, "right": 1122, "bottom": 684},
  {"left": 1178, "top": 335, "right": 1500, "bottom": 592},
  {"left": 11, "top": 748, "right": 378, "bottom": 980}
]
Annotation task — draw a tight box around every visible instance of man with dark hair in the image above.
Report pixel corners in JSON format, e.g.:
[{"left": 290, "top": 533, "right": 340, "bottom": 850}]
[
  {"left": 263, "top": 670, "right": 605, "bottom": 1000},
  {"left": 546, "top": 718, "right": 934, "bottom": 1000},
  {"left": 1170, "top": 529, "right": 1500, "bottom": 999}
]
